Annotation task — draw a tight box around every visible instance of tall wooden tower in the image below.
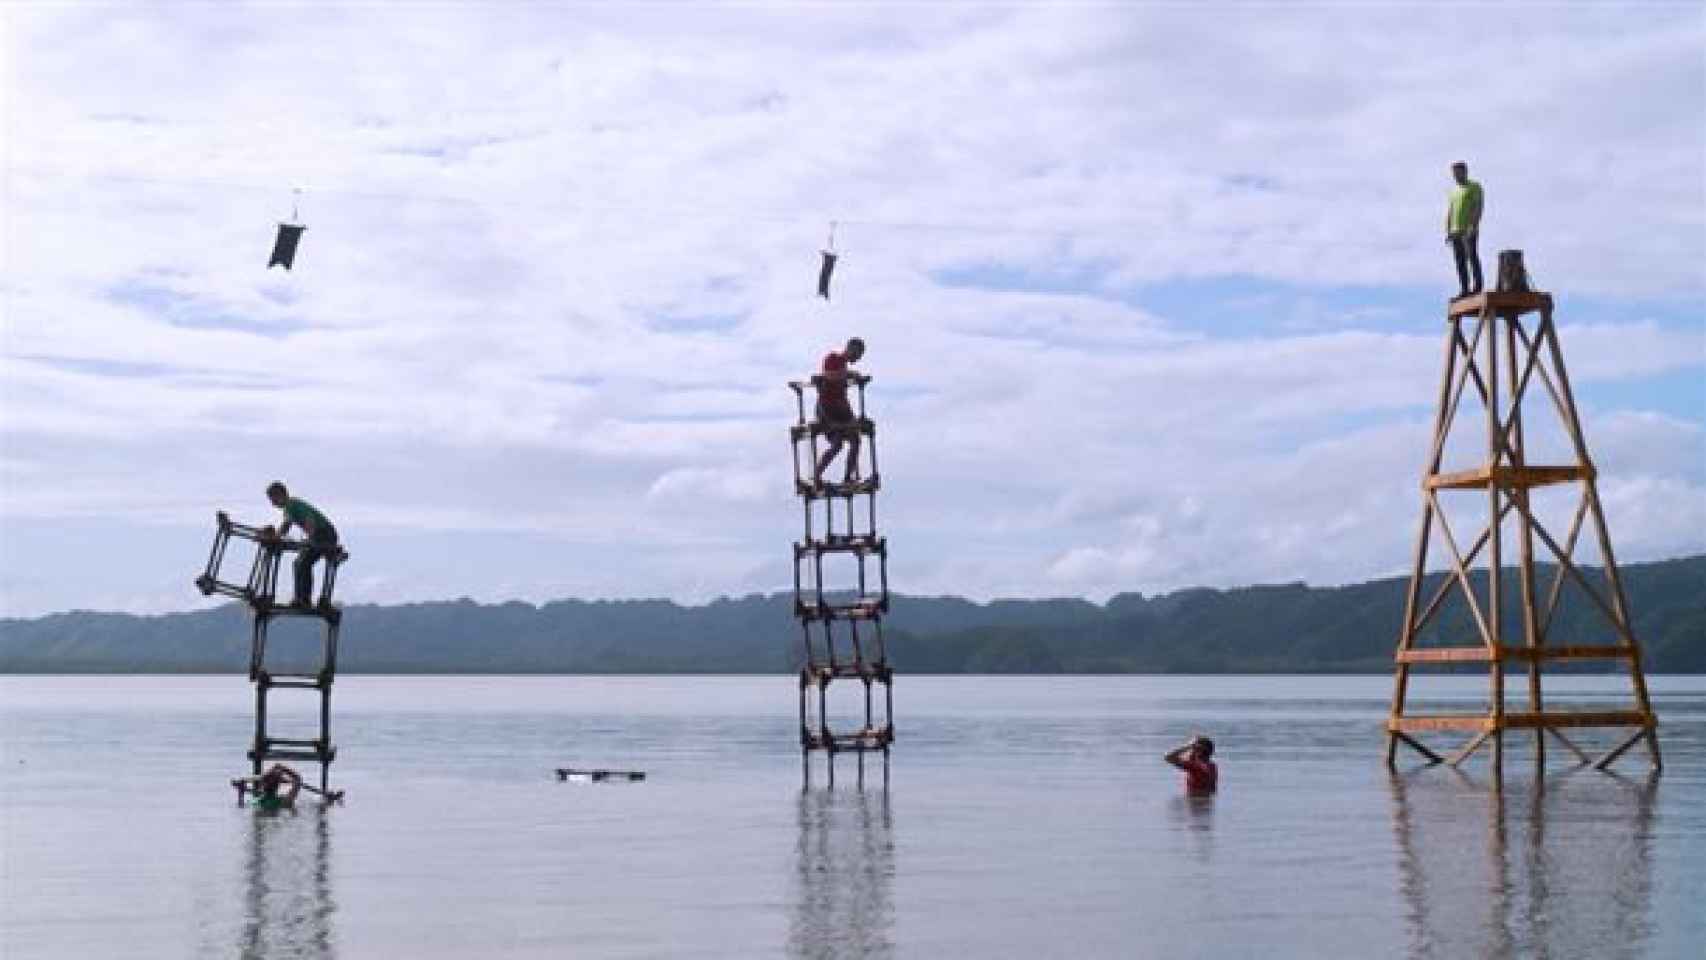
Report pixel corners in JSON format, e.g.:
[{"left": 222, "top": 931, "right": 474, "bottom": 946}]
[
  {"left": 788, "top": 372, "right": 894, "bottom": 787},
  {"left": 1385, "top": 277, "right": 1660, "bottom": 776}
]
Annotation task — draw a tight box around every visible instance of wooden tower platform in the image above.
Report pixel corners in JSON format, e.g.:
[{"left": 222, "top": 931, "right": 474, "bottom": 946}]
[
  {"left": 197, "top": 512, "right": 349, "bottom": 796},
  {"left": 788, "top": 372, "right": 893, "bottom": 788},
  {"left": 1385, "top": 284, "right": 1660, "bottom": 776}
]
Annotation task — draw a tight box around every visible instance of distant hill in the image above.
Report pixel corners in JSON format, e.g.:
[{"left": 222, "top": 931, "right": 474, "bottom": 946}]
[{"left": 1, "top": 555, "right": 1700, "bottom": 673}]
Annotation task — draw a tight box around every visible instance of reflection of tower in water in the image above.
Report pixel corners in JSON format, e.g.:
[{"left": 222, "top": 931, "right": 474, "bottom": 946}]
[
  {"left": 241, "top": 808, "right": 338, "bottom": 960},
  {"left": 788, "top": 789, "right": 896, "bottom": 960},
  {"left": 1389, "top": 772, "right": 1655, "bottom": 959}
]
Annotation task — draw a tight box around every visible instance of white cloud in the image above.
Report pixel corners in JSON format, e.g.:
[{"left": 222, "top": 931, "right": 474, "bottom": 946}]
[
  {"left": 646, "top": 466, "right": 773, "bottom": 505},
  {"left": 1, "top": 4, "right": 1702, "bottom": 615}
]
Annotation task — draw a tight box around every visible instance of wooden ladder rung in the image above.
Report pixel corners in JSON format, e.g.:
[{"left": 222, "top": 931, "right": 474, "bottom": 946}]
[
  {"left": 1424, "top": 464, "right": 1590, "bottom": 490},
  {"left": 1396, "top": 644, "right": 1634, "bottom": 664},
  {"left": 1390, "top": 710, "right": 1653, "bottom": 733}
]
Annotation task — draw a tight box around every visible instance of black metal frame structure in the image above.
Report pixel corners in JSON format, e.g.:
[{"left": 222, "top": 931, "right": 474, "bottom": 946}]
[
  {"left": 788, "top": 373, "right": 893, "bottom": 787},
  {"left": 197, "top": 511, "right": 348, "bottom": 794}
]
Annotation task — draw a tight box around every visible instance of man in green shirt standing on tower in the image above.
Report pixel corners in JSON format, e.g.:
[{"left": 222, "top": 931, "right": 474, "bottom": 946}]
[
  {"left": 1445, "top": 161, "right": 1485, "bottom": 299},
  {"left": 265, "top": 481, "right": 340, "bottom": 609}
]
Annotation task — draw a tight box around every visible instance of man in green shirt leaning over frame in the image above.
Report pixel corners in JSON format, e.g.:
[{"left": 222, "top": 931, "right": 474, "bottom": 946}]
[
  {"left": 1446, "top": 161, "right": 1485, "bottom": 299},
  {"left": 266, "top": 481, "right": 340, "bottom": 609}
]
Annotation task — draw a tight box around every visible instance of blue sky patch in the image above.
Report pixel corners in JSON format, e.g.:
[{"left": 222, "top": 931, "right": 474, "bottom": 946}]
[
  {"left": 19, "top": 354, "right": 182, "bottom": 379},
  {"left": 930, "top": 259, "right": 1122, "bottom": 300},
  {"left": 106, "top": 279, "right": 308, "bottom": 337},
  {"left": 642, "top": 310, "right": 747, "bottom": 334}
]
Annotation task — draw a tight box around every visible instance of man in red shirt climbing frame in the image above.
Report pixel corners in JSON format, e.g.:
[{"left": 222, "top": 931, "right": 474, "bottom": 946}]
[{"left": 813, "top": 337, "right": 866, "bottom": 487}]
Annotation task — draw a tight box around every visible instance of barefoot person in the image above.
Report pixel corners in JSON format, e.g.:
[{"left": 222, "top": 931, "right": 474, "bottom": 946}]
[
  {"left": 812, "top": 337, "right": 866, "bottom": 486},
  {"left": 1445, "top": 161, "right": 1485, "bottom": 299},
  {"left": 265, "top": 482, "right": 339, "bottom": 608},
  {"left": 1165, "top": 736, "right": 1219, "bottom": 795}
]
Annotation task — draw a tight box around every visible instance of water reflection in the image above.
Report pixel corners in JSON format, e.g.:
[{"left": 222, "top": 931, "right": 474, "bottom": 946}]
[
  {"left": 1390, "top": 771, "right": 1656, "bottom": 959},
  {"left": 803, "top": 749, "right": 890, "bottom": 791},
  {"left": 788, "top": 788, "right": 896, "bottom": 959},
  {"left": 240, "top": 807, "right": 337, "bottom": 959},
  {"left": 1165, "top": 794, "right": 1216, "bottom": 865}
]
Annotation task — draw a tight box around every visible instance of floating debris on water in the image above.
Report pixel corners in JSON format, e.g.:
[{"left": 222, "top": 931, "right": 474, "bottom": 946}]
[{"left": 556, "top": 768, "right": 646, "bottom": 783}]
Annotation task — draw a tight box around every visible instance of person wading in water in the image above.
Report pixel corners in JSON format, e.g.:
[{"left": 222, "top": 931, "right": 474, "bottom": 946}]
[{"left": 1165, "top": 736, "right": 1219, "bottom": 795}]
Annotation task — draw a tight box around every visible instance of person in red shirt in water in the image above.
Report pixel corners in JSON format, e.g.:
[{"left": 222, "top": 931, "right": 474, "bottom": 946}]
[
  {"left": 812, "top": 337, "right": 866, "bottom": 486},
  {"left": 1165, "top": 736, "right": 1218, "bottom": 795}
]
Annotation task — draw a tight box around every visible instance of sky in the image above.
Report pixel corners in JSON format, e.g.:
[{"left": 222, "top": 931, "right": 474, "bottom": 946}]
[{"left": 1, "top": 2, "right": 1702, "bottom": 617}]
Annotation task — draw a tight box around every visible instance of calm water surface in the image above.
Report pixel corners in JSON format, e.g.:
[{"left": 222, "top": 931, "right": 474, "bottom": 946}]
[{"left": 2, "top": 675, "right": 1703, "bottom": 958}]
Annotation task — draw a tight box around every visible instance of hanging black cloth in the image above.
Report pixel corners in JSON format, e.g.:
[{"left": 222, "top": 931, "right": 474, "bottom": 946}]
[
  {"left": 817, "top": 250, "right": 837, "bottom": 299},
  {"left": 269, "top": 223, "right": 306, "bottom": 270}
]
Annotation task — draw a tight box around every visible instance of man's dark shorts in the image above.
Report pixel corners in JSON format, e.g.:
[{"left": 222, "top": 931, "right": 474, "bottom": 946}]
[
  {"left": 300, "top": 526, "right": 339, "bottom": 564},
  {"left": 816, "top": 401, "right": 859, "bottom": 440}
]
